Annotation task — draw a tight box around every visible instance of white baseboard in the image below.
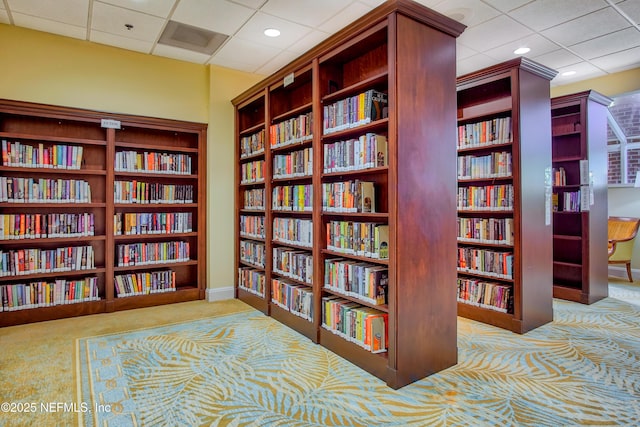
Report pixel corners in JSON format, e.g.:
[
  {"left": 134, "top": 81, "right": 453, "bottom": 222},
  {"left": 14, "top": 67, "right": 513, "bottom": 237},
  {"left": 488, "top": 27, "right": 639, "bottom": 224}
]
[
  {"left": 206, "top": 286, "right": 235, "bottom": 302},
  {"left": 608, "top": 265, "right": 639, "bottom": 281}
]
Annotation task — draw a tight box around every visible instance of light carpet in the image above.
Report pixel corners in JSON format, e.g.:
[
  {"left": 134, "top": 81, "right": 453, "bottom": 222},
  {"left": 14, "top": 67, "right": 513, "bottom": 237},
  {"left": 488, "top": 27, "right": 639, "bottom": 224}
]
[{"left": 77, "top": 284, "right": 640, "bottom": 427}]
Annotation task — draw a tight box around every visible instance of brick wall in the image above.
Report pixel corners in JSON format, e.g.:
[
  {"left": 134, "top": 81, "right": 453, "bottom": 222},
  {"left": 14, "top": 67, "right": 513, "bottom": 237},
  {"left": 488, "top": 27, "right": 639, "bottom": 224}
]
[
  {"left": 607, "top": 92, "right": 640, "bottom": 184},
  {"left": 609, "top": 151, "right": 621, "bottom": 184}
]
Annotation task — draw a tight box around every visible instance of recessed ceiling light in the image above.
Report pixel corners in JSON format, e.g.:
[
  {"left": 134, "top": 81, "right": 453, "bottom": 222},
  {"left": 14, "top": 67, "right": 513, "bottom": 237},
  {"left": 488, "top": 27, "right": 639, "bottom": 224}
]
[
  {"left": 562, "top": 71, "right": 577, "bottom": 76},
  {"left": 264, "top": 28, "right": 280, "bottom": 37},
  {"left": 513, "top": 47, "right": 530, "bottom": 55}
]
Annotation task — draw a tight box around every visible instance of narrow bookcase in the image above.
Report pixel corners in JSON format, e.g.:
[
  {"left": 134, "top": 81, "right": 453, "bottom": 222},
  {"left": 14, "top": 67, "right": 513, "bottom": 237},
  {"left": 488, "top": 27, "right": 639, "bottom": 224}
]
[
  {"left": 551, "top": 90, "right": 611, "bottom": 304},
  {"left": 234, "top": 0, "right": 465, "bottom": 389},
  {"left": 456, "top": 58, "right": 557, "bottom": 334},
  {"left": 0, "top": 99, "right": 206, "bottom": 326}
]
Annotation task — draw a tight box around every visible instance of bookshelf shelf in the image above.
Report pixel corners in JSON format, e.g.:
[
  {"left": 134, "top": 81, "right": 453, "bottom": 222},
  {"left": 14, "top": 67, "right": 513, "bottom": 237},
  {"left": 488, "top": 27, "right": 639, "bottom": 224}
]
[
  {"left": 234, "top": 0, "right": 464, "bottom": 389},
  {"left": 456, "top": 58, "right": 557, "bottom": 334},
  {"left": 0, "top": 99, "right": 206, "bottom": 323},
  {"left": 322, "top": 287, "right": 389, "bottom": 312},
  {"left": 551, "top": 91, "right": 610, "bottom": 304}
]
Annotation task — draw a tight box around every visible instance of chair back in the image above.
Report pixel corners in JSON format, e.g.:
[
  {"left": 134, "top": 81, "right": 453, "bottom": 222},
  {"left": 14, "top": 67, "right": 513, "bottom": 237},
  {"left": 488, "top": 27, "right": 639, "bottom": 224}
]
[{"left": 608, "top": 217, "right": 640, "bottom": 244}]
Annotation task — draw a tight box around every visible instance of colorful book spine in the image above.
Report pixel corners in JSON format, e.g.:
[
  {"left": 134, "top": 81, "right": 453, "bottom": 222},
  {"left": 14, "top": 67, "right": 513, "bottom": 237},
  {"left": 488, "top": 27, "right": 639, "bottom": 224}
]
[
  {"left": 322, "top": 180, "right": 376, "bottom": 213},
  {"left": 240, "top": 130, "right": 265, "bottom": 158},
  {"left": 457, "top": 151, "right": 512, "bottom": 179},
  {"left": 322, "top": 89, "right": 388, "bottom": 135},
  {"left": 457, "top": 247, "right": 513, "bottom": 279},
  {"left": 114, "top": 270, "right": 176, "bottom": 297},
  {"left": 270, "top": 112, "right": 313, "bottom": 148},
  {"left": 323, "top": 133, "right": 387, "bottom": 173},
  {"left": 0, "top": 245, "right": 95, "bottom": 276},
  {"left": 273, "top": 147, "right": 313, "bottom": 178},
  {"left": 457, "top": 277, "right": 512, "bottom": 313},
  {"left": 1, "top": 140, "right": 83, "bottom": 169},
  {"left": 272, "top": 184, "right": 312, "bottom": 212},
  {"left": 240, "top": 160, "right": 265, "bottom": 184},
  {"left": 326, "top": 220, "right": 389, "bottom": 259},
  {"left": 238, "top": 267, "right": 265, "bottom": 297},
  {"left": 457, "top": 116, "right": 513, "bottom": 149},
  {"left": 113, "top": 212, "right": 193, "bottom": 235},
  {"left": 115, "top": 241, "right": 190, "bottom": 266},
  {"left": 239, "top": 215, "right": 265, "bottom": 240},
  {"left": 240, "top": 240, "right": 265, "bottom": 268},
  {"left": 0, "top": 213, "right": 95, "bottom": 240},
  {"left": 243, "top": 188, "right": 265, "bottom": 210},
  {"left": 272, "top": 218, "right": 313, "bottom": 248},
  {"left": 272, "top": 247, "right": 312, "bottom": 284},
  {"left": 271, "top": 278, "right": 313, "bottom": 321},
  {"left": 323, "top": 258, "right": 388, "bottom": 305},
  {"left": 0, "top": 276, "right": 99, "bottom": 311},
  {"left": 457, "top": 217, "right": 513, "bottom": 245},
  {"left": 0, "top": 177, "right": 91, "bottom": 203},
  {"left": 115, "top": 151, "right": 192, "bottom": 175},
  {"left": 457, "top": 184, "right": 514, "bottom": 211},
  {"left": 113, "top": 181, "right": 193, "bottom": 204}
]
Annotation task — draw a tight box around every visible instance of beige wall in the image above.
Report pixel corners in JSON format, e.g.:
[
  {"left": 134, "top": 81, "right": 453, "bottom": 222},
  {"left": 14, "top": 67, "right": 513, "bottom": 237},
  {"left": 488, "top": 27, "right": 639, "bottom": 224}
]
[
  {"left": 208, "top": 66, "right": 262, "bottom": 290},
  {"left": 0, "top": 24, "right": 263, "bottom": 291}
]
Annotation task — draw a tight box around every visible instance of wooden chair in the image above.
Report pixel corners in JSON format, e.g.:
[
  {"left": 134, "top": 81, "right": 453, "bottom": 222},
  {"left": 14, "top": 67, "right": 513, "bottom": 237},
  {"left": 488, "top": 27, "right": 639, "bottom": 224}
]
[{"left": 608, "top": 216, "right": 640, "bottom": 282}]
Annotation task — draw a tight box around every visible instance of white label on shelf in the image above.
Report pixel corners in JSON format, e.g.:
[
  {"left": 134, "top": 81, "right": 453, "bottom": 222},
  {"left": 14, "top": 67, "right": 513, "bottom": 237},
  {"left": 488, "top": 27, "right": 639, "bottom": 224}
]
[
  {"left": 283, "top": 72, "right": 295, "bottom": 87},
  {"left": 544, "top": 166, "right": 552, "bottom": 226},
  {"left": 101, "top": 119, "right": 121, "bottom": 129}
]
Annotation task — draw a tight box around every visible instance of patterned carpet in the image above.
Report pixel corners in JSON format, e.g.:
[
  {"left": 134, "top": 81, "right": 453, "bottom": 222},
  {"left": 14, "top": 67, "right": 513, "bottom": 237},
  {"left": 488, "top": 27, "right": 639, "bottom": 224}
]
[{"left": 77, "top": 284, "right": 640, "bottom": 426}]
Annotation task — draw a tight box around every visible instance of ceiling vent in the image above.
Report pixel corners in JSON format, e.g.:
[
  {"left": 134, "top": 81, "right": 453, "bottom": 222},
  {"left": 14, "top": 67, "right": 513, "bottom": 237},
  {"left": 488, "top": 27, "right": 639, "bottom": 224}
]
[{"left": 158, "top": 21, "right": 228, "bottom": 55}]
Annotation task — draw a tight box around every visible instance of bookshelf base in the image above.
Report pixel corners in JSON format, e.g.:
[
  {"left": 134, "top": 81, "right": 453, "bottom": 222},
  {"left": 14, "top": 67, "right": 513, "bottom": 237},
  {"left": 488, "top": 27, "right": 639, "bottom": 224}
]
[
  {"left": 318, "top": 327, "right": 389, "bottom": 386},
  {"left": 270, "top": 303, "right": 317, "bottom": 343},
  {"left": 111, "top": 287, "right": 202, "bottom": 311},
  {"left": 457, "top": 302, "right": 523, "bottom": 333},
  {"left": 236, "top": 288, "right": 268, "bottom": 314},
  {"left": 0, "top": 300, "right": 106, "bottom": 327},
  {"left": 553, "top": 284, "right": 607, "bottom": 305}
]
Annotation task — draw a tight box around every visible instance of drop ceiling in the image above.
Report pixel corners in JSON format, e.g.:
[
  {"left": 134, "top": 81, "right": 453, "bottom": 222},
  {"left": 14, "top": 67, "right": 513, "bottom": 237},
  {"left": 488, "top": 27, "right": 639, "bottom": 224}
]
[{"left": 1, "top": 0, "right": 639, "bottom": 86}]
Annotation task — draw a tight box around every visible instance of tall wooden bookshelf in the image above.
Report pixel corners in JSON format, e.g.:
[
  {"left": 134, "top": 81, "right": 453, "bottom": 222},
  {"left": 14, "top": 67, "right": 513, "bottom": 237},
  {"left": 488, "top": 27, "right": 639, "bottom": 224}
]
[
  {"left": 0, "top": 99, "right": 206, "bottom": 326},
  {"left": 234, "top": 0, "right": 465, "bottom": 389},
  {"left": 455, "top": 58, "right": 557, "bottom": 334},
  {"left": 551, "top": 90, "right": 611, "bottom": 304}
]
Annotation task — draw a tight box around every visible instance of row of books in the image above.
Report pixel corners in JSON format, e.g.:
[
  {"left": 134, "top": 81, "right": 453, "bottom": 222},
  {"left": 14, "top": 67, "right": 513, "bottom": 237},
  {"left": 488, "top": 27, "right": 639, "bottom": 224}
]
[
  {"left": 457, "top": 217, "right": 514, "bottom": 245},
  {"left": 2, "top": 140, "right": 84, "bottom": 170},
  {"left": 552, "top": 190, "right": 588, "bottom": 212},
  {"left": 0, "top": 212, "right": 95, "bottom": 240},
  {"left": 326, "top": 221, "right": 389, "bottom": 260},
  {"left": 273, "top": 147, "right": 312, "bottom": 179},
  {"left": 238, "top": 267, "right": 265, "bottom": 297},
  {"left": 0, "top": 277, "right": 99, "bottom": 312},
  {"left": 240, "top": 130, "right": 265, "bottom": 158},
  {"left": 0, "top": 177, "right": 92, "bottom": 203},
  {"left": 114, "top": 270, "right": 176, "bottom": 297},
  {"left": 323, "top": 89, "right": 388, "bottom": 135},
  {"left": 457, "top": 184, "right": 514, "bottom": 211},
  {"left": 457, "top": 151, "right": 512, "bottom": 179},
  {"left": 114, "top": 212, "right": 193, "bottom": 235},
  {"left": 240, "top": 240, "right": 265, "bottom": 268},
  {"left": 0, "top": 245, "right": 95, "bottom": 277},
  {"left": 243, "top": 188, "right": 265, "bottom": 210},
  {"left": 272, "top": 184, "right": 312, "bottom": 212},
  {"left": 457, "top": 247, "right": 513, "bottom": 280},
  {"left": 273, "top": 247, "right": 312, "bottom": 285},
  {"left": 323, "top": 133, "right": 387, "bottom": 173},
  {"left": 273, "top": 218, "right": 313, "bottom": 248},
  {"left": 270, "top": 113, "right": 313, "bottom": 148},
  {"left": 271, "top": 278, "right": 313, "bottom": 322},
  {"left": 239, "top": 215, "right": 265, "bottom": 240},
  {"left": 322, "top": 180, "right": 376, "bottom": 213},
  {"left": 324, "top": 258, "right": 388, "bottom": 306},
  {"left": 552, "top": 167, "right": 567, "bottom": 186},
  {"left": 457, "top": 116, "right": 512, "bottom": 149},
  {"left": 114, "top": 151, "right": 192, "bottom": 175},
  {"left": 115, "top": 241, "right": 190, "bottom": 267},
  {"left": 114, "top": 181, "right": 194, "bottom": 204},
  {"left": 240, "top": 160, "right": 265, "bottom": 184},
  {"left": 321, "top": 296, "right": 388, "bottom": 353},
  {"left": 457, "top": 278, "right": 512, "bottom": 314}
]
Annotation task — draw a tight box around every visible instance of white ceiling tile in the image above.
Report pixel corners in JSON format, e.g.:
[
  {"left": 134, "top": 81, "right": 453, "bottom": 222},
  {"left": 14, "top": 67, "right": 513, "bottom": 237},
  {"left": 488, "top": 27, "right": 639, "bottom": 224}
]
[
  {"left": 480, "top": 0, "right": 534, "bottom": 13},
  {"left": 7, "top": 0, "right": 89, "bottom": 27},
  {"left": 0, "top": 2, "right": 5, "bottom": 10},
  {"left": 590, "top": 46, "right": 640, "bottom": 72},
  {"left": 483, "top": 33, "right": 559, "bottom": 62},
  {"left": 235, "top": 11, "right": 312, "bottom": 49},
  {"left": 228, "top": 0, "right": 266, "bottom": 8},
  {"left": 456, "top": 53, "right": 498, "bottom": 76},
  {"left": 96, "top": 0, "right": 177, "bottom": 18},
  {"left": 456, "top": 42, "right": 479, "bottom": 61},
  {"left": 431, "top": 0, "right": 500, "bottom": 27},
  {"left": 287, "top": 29, "right": 331, "bottom": 55},
  {"left": 90, "top": 29, "right": 154, "bottom": 53},
  {"left": 212, "top": 37, "right": 282, "bottom": 69},
  {"left": 570, "top": 27, "right": 640, "bottom": 59},
  {"left": 92, "top": 2, "right": 165, "bottom": 42},
  {"left": 616, "top": 0, "right": 640, "bottom": 23},
  {"left": 411, "top": 0, "right": 448, "bottom": 8},
  {"left": 509, "top": 0, "right": 609, "bottom": 31},
  {"left": 0, "top": 11, "right": 9, "bottom": 24},
  {"left": 254, "top": 49, "right": 300, "bottom": 75},
  {"left": 532, "top": 48, "right": 582, "bottom": 69},
  {"left": 541, "top": 7, "right": 630, "bottom": 47},
  {"left": 153, "top": 43, "right": 212, "bottom": 63},
  {"left": 12, "top": 13, "right": 87, "bottom": 39},
  {"left": 262, "top": 0, "right": 349, "bottom": 28},
  {"left": 457, "top": 15, "right": 532, "bottom": 52},
  {"left": 551, "top": 61, "right": 606, "bottom": 85},
  {"left": 318, "top": 2, "right": 371, "bottom": 34},
  {"left": 172, "top": 0, "right": 254, "bottom": 36},
  {"left": 358, "top": 0, "right": 386, "bottom": 7}
]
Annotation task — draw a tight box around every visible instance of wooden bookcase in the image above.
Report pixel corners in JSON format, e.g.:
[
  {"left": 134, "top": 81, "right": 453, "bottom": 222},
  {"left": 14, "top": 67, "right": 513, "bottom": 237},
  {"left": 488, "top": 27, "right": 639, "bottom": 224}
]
[
  {"left": 551, "top": 90, "right": 611, "bottom": 304},
  {"left": 0, "top": 99, "right": 206, "bottom": 326},
  {"left": 234, "top": 0, "right": 465, "bottom": 389},
  {"left": 455, "top": 58, "right": 556, "bottom": 334}
]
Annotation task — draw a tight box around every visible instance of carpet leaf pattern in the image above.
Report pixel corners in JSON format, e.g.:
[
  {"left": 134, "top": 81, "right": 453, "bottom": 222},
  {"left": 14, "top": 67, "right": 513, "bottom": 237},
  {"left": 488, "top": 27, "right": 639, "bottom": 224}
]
[{"left": 78, "top": 284, "right": 640, "bottom": 426}]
